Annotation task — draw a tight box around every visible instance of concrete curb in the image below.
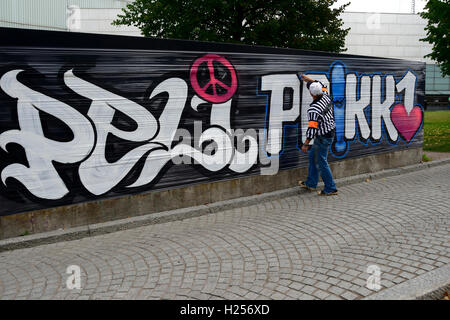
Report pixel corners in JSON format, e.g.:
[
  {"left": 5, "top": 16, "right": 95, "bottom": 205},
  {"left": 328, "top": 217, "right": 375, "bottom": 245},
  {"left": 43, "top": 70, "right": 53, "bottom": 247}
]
[
  {"left": 363, "top": 264, "right": 450, "bottom": 300},
  {"left": 1, "top": 157, "right": 449, "bottom": 252}
]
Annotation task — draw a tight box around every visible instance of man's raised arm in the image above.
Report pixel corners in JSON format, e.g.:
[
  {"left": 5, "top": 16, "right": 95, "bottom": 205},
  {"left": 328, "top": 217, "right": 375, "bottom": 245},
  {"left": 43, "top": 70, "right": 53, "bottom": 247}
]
[{"left": 300, "top": 73, "right": 315, "bottom": 84}]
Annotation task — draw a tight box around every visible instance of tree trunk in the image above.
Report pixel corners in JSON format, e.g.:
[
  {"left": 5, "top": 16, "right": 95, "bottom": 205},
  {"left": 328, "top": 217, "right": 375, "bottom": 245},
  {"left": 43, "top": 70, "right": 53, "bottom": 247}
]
[{"left": 232, "top": 2, "right": 243, "bottom": 42}]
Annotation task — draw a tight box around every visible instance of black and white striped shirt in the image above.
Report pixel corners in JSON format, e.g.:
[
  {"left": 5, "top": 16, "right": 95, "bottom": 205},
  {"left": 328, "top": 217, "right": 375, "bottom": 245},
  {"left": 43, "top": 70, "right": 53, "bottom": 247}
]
[{"left": 305, "top": 90, "right": 336, "bottom": 140}]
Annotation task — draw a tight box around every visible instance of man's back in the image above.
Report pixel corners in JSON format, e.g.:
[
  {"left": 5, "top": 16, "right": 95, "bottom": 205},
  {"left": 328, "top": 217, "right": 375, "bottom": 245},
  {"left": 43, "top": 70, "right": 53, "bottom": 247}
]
[{"left": 307, "top": 93, "right": 335, "bottom": 139}]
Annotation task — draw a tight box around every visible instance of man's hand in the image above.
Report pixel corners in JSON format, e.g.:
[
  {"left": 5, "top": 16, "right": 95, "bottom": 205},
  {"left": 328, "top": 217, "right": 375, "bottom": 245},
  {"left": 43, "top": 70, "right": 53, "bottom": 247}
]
[
  {"left": 301, "top": 144, "right": 310, "bottom": 153},
  {"left": 301, "top": 138, "right": 312, "bottom": 153},
  {"left": 300, "top": 73, "right": 315, "bottom": 83}
]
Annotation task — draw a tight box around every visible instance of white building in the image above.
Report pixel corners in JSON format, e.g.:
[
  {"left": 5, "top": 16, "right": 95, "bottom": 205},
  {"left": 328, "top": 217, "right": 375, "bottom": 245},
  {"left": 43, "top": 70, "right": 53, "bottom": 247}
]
[
  {"left": 340, "top": 11, "right": 449, "bottom": 108},
  {"left": 341, "top": 12, "right": 432, "bottom": 62}
]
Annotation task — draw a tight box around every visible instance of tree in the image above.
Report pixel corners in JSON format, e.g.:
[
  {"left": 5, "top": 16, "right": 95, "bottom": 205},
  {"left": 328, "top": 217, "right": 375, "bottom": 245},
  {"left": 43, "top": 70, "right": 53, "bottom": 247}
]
[
  {"left": 113, "top": 0, "right": 350, "bottom": 53},
  {"left": 420, "top": 0, "right": 450, "bottom": 76}
]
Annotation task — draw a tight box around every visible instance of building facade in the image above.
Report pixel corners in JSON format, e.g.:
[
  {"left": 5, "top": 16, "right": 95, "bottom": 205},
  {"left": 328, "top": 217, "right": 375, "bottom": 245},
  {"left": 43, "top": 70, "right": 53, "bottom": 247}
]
[{"left": 341, "top": 11, "right": 449, "bottom": 109}]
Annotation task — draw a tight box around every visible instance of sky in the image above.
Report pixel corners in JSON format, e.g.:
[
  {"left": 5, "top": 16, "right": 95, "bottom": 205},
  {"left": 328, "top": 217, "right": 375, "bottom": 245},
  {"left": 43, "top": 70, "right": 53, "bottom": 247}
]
[{"left": 331, "top": 0, "right": 428, "bottom": 14}]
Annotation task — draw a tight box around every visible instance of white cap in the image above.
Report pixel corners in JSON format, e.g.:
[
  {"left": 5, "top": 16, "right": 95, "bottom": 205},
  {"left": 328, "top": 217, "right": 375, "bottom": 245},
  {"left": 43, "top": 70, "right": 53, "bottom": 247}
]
[{"left": 309, "top": 82, "right": 324, "bottom": 96}]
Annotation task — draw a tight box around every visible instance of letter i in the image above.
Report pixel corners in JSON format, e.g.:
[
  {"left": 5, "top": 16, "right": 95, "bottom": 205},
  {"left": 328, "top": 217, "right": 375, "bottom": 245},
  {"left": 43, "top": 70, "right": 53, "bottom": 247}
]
[{"left": 330, "top": 62, "right": 348, "bottom": 157}]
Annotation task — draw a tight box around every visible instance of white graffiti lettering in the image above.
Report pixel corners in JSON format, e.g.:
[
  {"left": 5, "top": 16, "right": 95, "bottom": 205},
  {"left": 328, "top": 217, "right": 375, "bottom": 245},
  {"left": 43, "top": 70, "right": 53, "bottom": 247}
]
[
  {"left": 345, "top": 74, "right": 372, "bottom": 141},
  {"left": 0, "top": 70, "right": 95, "bottom": 199},
  {"left": 0, "top": 62, "right": 421, "bottom": 201},
  {"left": 261, "top": 74, "right": 300, "bottom": 155},
  {"left": 371, "top": 75, "right": 397, "bottom": 141}
]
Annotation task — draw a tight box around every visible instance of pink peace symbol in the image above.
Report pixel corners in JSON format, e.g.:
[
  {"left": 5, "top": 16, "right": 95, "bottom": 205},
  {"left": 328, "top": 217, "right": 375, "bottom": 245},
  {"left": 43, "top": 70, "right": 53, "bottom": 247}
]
[{"left": 190, "top": 54, "right": 237, "bottom": 103}]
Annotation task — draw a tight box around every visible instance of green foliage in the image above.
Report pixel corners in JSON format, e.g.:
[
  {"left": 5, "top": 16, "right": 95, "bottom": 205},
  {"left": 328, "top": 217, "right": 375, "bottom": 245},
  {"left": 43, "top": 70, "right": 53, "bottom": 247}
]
[
  {"left": 420, "top": 0, "right": 450, "bottom": 76},
  {"left": 423, "top": 110, "right": 450, "bottom": 152},
  {"left": 113, "top": 0, "right": 350, "bottom": 52},
  {"left": 422, "top": 153, "right": 431, "bottom": 162}
]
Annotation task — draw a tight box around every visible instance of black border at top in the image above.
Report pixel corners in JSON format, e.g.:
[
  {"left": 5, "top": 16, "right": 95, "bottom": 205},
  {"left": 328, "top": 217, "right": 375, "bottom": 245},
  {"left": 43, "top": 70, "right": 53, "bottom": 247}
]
[{"left": 0, "top": 26, "right": 397, "bottom": 61}]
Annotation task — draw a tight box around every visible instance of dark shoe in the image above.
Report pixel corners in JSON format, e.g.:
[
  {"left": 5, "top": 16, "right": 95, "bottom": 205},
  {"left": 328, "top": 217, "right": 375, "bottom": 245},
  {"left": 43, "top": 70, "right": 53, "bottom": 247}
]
[
  {"left": 318, "top": 189, "right": 338, "bottom": 196},
  {"left": 299, "top": 181, "right": 316, "bottom": 191}
]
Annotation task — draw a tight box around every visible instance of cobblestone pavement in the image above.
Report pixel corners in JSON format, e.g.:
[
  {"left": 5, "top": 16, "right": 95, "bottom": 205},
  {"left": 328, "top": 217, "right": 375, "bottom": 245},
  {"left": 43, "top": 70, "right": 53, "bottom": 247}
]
[{"left": 0, "top": 164, "right": 449, "bottom": 300}]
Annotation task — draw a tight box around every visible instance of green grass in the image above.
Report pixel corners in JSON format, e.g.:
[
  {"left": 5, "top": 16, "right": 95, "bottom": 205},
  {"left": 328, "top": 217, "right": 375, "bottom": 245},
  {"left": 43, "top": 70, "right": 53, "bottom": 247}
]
[{"left": 423, "top": 110, "right": 450, "bottom": 152}]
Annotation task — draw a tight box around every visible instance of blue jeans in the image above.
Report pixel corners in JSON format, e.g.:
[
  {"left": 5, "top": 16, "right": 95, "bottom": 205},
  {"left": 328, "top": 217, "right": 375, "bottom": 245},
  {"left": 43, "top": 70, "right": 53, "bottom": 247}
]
[{"left": 305, "top": 135, "right": 337, "bottom": 193}]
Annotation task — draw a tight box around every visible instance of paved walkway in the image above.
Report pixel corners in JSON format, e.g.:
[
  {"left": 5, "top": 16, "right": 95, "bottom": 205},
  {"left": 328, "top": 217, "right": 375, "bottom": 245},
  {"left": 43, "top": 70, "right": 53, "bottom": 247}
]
[{"left": 0, "top": 164, "right": 449, "bottom": 300}]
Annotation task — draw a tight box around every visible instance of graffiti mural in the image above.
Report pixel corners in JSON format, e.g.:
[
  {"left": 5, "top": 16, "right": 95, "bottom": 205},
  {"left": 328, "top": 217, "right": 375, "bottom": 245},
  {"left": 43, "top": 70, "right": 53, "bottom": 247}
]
[{"left": 0, "top": 28, "right": 424, "bottom": 216}]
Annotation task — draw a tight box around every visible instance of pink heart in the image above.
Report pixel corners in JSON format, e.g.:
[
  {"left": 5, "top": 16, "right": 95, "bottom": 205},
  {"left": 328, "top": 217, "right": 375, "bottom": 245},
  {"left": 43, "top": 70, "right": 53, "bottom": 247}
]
[{"left": 391, "top": 104, "right": 423, "bottom": 142}]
